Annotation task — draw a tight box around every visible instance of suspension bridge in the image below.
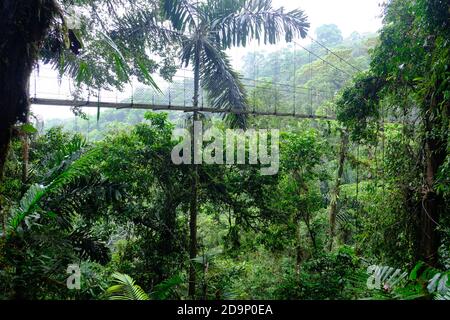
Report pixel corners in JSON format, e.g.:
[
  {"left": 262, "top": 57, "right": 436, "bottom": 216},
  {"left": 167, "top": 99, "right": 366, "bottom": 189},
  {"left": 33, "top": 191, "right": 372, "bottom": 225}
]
[
  {"left": 30, "top": 75, "right": 336, "bottom": 120},
  {"left": 30, "top": 37, "right": 361, "bottom": 121}
]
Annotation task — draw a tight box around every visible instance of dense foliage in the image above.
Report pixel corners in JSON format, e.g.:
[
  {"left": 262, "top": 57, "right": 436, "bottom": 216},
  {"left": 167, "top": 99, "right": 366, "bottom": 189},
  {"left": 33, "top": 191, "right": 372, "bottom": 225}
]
[{"left": 0, "top": 0, "right": 449, "bottom": 300}]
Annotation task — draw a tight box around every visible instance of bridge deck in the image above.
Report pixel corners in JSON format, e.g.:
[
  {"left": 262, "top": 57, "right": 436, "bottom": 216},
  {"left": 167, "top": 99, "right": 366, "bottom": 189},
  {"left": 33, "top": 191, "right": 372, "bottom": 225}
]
[{"left": 31, "top": 98, "right": 336, "bottom": 120}]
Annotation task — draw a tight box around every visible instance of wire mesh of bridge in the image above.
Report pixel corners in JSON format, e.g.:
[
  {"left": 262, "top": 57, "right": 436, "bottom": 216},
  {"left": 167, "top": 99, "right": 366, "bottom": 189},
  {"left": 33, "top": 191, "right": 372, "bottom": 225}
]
[
  {"left": 30, "top": 67, "right": 337, "bottom": 120},
  {"left": 29, "top": 32, "right": 370, "bottom": 121}
]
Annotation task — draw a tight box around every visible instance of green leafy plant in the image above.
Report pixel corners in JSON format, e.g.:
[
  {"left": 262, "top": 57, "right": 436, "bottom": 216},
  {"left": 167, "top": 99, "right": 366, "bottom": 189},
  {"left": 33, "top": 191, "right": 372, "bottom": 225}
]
[
  {"left": 364, "top": 262, "right": 450, "bottom": 300},
  {"left": 106, "top": 273, "right": 150, "bottom": 300}
]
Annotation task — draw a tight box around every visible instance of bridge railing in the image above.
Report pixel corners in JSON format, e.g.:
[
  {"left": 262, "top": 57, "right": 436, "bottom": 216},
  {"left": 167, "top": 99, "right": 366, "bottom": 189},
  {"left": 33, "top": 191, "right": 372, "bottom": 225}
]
[{"left": 31, "top": 71, "right": 336, "bottom": 118}]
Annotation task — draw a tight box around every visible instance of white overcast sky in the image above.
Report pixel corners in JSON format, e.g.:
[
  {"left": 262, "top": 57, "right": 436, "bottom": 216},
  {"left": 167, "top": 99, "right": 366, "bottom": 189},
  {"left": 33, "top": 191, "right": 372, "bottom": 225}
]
[
  {"left": 32, "top": 0, "right": 384, "bottom": 121},
  {"left": 276, "top": 0, "right": 384, "bottom": 37}
]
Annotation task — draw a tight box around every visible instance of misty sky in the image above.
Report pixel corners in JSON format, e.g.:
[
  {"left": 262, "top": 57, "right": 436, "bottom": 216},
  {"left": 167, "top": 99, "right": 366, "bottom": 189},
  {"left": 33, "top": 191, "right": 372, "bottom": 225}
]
[
  {"left": 32, "top": 0, "right": 384, "bottom": 121},
  {"left": 276, "top": 0, "right": 383, "bottom": 37}
]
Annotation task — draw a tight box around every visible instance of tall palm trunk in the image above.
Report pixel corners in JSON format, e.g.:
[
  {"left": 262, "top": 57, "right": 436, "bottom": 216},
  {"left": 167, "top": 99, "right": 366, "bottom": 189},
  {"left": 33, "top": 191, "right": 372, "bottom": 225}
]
[
  {"left": 188, "top": 139, "right": 198, "bottom": 299},
  {"left": 328, "top": 130, "right": 349, "bottom": 251},
  {"left": 188, "top": 41, "right": 201, "bottom": 299}
]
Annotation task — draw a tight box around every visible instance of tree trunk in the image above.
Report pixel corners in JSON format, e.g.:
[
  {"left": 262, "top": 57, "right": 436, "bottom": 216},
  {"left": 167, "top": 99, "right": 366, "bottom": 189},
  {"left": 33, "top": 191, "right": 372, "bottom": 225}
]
[
  {"left": 21, "top": 124, "right": 30, "bottom": 186},
  {"left": 416, "top": 107, "right": 447, "bottom": 266},
  {"left": 0, "top": 0, "right": 58, "bottom": 300},
  {"left": 188, "top": 158, "right": 198, "bottom": 299},
  {"left": 295, "top": 218, "right": 303, "bottom": 273},
  {"left": 188, "top": 40, "right": 202, "bottom": 299},
  {"left": 0, "top": 128, "right": 12, "bottom": 181},
  {"left": 328, "top": 130, "right": 349, "bottom": 251},
  {"left": 303, "top": 211, "right": 317, "bottom": 251},
  {"left": 0, "top": 1, "right": 57, "bottom": 179}
]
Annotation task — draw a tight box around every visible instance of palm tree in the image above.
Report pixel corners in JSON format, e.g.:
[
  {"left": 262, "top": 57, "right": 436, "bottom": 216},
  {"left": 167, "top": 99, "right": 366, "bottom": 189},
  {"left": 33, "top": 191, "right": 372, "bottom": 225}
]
[{"left": 162, "top": 0, "right": 310, "bottom": 298}]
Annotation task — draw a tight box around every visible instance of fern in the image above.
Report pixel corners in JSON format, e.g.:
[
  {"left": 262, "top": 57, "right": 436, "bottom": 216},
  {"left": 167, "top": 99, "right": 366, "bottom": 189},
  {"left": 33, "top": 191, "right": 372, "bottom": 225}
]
[
  {"left": 69, "top": 230, "right": 110, "bottom": 265},
  {"left": 46, "top": 148, "right": 101, "bottom": 193},
  {"left": 367, "top": 265, "right": 408, "bottom": 290},
  {"left": 365, "top": 262, "right": 450, "bottom": 300},
  {"left": 435, "top": 291, "right": 450, "bottom": 300},
  {"left": 151, "top": 275, "right": 183, "bottom": 300},
  {"left": 6, "top": 148, "right": 101, "bottom": 236},
  {"left": 412, "top": 262, "right": 450, "bottom": 299},
  {"left": 365, "top": 264, "right": 413, "bottom": 299},
  {"left": 106, "top": 273, "right": 150, "bottom": 300},
  {"left": 50, "top": 135, "right": 87, "bottom": 169},
  {"left": 8, "top": 184, "right": 46, "bottom": 232}
]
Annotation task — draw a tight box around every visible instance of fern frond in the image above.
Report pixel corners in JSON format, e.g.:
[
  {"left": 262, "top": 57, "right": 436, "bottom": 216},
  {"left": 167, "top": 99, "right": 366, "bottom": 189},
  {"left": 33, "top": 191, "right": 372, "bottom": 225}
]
[
  {"left": 47, "top": 148, "right": 101, "bottom": 193},
  {"left": 365, "top": 262, "right": 450, "bottom": 300},
  {"left": 6, "top": 148, "right": 101, "bottom": 236},
  {"left": 151, "top": 275, "right": 183, "bottom": 300},
  {"left": 409, "top": 261, "right": 450, "bottom": 297},
  {"left": 365, "top": 264, "right": 414, "bottom": 300},
  {"left": 70, "top": 230, "right": 110, "bottom": 265},
  {"left": 106, "top": 273, "right": 150, "bottom": 300},
  {"left": 435, "top": 291, "right": 450, "bottom": 300},
  {"left": 8, "top": 184, "right": 46, "bottom": 233}
]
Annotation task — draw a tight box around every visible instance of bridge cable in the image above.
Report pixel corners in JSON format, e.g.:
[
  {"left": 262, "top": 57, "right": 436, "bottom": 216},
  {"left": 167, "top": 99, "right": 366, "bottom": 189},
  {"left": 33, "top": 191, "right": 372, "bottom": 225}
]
[
  {"left": 307, "top": 35, "right": 363, "bottom": 73},
  {"left": 178, "top": 68, "right": 333, "bottom": 96},
  {"left": 293, "top": 40, "right": 354, "bottom": 78}
]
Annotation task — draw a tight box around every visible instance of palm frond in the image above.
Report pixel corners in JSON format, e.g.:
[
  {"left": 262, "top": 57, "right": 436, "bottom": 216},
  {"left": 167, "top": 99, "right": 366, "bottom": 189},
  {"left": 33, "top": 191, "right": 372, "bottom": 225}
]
[
  {"left": 365, "top": 262, "right": 450, "bottom": 300},
  {"left": 435, "top": 291, "right": 450, "bottom": 300},
  {"left": 46, "top": 148, "right": 101, "bottom": 193},
  {"left": 180, "top": 37, "right": 196, "bottom": 68},
  {"left": 8, "top": 184, "right": 46, "bottom": 233},
  {"left": 162, "top": 0, "right": 199, "bottom": 33},
  {"left": 336, "top": 209, "right": 354, "bottom": 226},
  {"left": 211, "top": 0, "right": 310, "bottom": 48},
  {"left": 411, "top": 262, "right": 450, "bottom": 298},
  {"left": 151, "top": 275, "right": 183, "bottom": 300},
  {"left": 70, "top": 230, "right": 110, "bottom": 265},
  {"left": 50, "top": 174, "right": 123, "bottom": 224},
  {"left": 110, "top": 7, "right": 178, "bottom": 42},
  {"left": 201, "top": 0, "right": 247, "bottom": 22},
  {"left": 6, "top": 148, "right": 101, "bottom": 235},
  {"left": 109, "top": 8, "right": 179, "bottom": 88},
  {"left": 45, "top": 134, "right": 87, "bottom": 175},
  {"left": 371, "top": 265, "right": 409, "bottom": 291},
  {"left": 201, "top": 38, "right": 247, "bottom": 128},
  {"left": 106, "top": 273, "right": 150, "bottom": 300},
  {"left": 100, "top": 31, "right": 130, "bottom": 83}
]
